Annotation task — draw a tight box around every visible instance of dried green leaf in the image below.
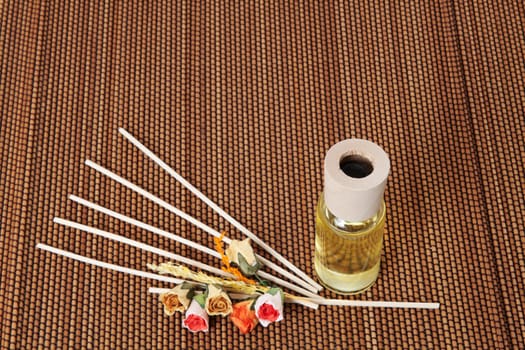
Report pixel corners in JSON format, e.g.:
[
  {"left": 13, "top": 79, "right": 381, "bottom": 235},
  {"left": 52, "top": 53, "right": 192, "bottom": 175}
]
[{"left": 237, "top": 253, "right": 261, "bottom": 276}]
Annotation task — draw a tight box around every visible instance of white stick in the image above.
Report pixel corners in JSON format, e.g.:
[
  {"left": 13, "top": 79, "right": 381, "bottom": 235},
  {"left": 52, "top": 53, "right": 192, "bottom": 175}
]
[
  {"left": 253, "top": 255, "right": 312, "bottom": 292},
  {"left": 84, "top": 160, "right": 319, "bottom": 295},
  {"left": 255, "top": 270, "right": 318, "bottom": 298},
  {"left": 55, "top": 213, "right": 317, "bottom": 298},
  {"left": 149, "top": 288, "right": 438, "bottom": 309},
  {"left": 149, "top": 287, "right": 181, "bottom": 294},
  {"left": 85, "top": 160, "right": 227, "bottom": 242},
  {"left": 310, "top": 298, "right": 440, "bottom": 309},
  {"left": 119, "top": 128, "right": 323, "bottom": 292},
  {"left": 53, "top": 218, "right": 230, "bottom": 278},
  {"left": 36, "top": 243, "right": 185, "bottom": 284},
  {"left": 147, "top": 287, "right": 319, "bottom": 309},
  {"left": 68, "top": 195, "right": 220, "bottom": 259}
]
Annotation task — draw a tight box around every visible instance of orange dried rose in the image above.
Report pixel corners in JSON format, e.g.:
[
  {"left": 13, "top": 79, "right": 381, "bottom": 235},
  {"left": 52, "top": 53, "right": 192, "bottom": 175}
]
[{"left": 230, "top": 300, "right": 258, "bottom": 334}]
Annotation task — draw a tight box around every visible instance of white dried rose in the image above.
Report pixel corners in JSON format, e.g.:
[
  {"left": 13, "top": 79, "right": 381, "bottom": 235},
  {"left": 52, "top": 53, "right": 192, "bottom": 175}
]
[{"left": 226, "top": 238, "right": 257, "bottom": 266}]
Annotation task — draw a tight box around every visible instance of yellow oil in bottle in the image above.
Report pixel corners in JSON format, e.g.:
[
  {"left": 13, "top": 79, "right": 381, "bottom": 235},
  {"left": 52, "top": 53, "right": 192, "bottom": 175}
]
[{"left": 314, "top": 195, "right": 385, "bottom": 294}]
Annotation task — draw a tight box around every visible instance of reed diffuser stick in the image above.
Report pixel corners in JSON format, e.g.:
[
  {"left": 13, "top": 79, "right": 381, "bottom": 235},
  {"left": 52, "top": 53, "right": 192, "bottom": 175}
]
[
  {"left": 147, "top": 287, "right": 439, "bottom": 309},
  {"left": 312, "top": 298, "right": 440, "bottom": 309},
  {"left": 147, "top": 287, "right": 319, "bottom": 309},
  {"left": 54, "top": 214, "right": 317, "bottom": 298},
  {"left": 68, "top": 196, "right": 220, "bottom": 258},
  {"left": 84, "top": 160, "right": 319, "bottom": 295},
  {"left": 118, "top": 128, "right": 323, "bottom": 292},
  {"left": 53, "top": 218, "right": 230, "bottom": 278},
  {"left": 36, "top": 243, "right": 185, "bottom": 284}
]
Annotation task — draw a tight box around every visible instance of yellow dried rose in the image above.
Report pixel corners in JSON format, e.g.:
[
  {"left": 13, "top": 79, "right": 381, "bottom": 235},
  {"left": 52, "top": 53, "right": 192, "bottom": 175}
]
[
  {"left": 159, "top": 285, "right": 192, "bottom": 316},
  {"left": 205, "top": 284, "right": 232, "bottom": 316}
]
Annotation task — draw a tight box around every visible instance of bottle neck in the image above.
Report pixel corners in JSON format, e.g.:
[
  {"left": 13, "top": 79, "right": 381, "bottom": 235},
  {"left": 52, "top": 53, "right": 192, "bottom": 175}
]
[{"left": 319, "top": 194, "right": 385, "bottom": 233}]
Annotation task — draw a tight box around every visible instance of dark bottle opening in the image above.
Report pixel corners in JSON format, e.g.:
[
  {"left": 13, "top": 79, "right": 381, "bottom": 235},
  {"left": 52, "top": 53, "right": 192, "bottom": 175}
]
[{"left": 340, "top": 155, "right": 373, "bottom": 178}]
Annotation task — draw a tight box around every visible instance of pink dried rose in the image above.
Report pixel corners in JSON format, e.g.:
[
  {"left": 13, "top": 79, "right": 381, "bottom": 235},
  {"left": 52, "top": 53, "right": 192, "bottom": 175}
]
[
  {"left": 183, "top": 298, "right": 209, "bottom": 333},
  {"left": 254, "top": 288, "right": 284, "bottom": 327}
]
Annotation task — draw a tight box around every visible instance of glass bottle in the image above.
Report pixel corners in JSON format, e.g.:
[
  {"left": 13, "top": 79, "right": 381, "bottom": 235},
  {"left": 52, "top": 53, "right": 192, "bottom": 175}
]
[{"left": 314, "top": 139, "right": 390, "bottom": 294}]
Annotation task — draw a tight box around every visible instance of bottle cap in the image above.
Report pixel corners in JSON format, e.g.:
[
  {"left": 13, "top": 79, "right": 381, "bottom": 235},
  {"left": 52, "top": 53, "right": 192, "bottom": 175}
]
[{"left": 324, "top": 139, "right": 390, "bottom": 222}]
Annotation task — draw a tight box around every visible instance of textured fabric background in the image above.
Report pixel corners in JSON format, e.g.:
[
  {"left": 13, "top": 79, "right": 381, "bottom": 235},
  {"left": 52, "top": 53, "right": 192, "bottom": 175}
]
[{"left": 1, "top": 1, "right": 523, "bottom": 348}]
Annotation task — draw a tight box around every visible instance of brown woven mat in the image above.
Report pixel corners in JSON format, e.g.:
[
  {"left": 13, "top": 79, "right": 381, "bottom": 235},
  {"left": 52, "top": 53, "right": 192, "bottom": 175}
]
[{"left": 1, "top": 0, "right": 523, "bottom": 348}]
